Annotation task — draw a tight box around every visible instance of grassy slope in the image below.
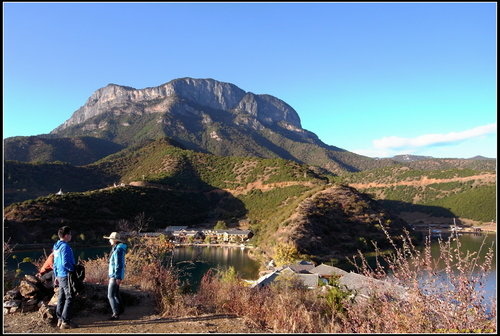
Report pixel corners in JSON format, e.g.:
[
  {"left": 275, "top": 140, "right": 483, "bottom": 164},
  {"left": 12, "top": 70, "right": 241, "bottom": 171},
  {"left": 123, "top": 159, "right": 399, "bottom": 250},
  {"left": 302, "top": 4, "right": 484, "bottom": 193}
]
[
  {"left": 4, "top": 138, "right": 495, "bottom": 258},
  {"left": 4, "top": 138, "right": 329, "bottom": 246},
  {"left": 339, "top": 166, "right": 496, "bottom": 223},
  {"left": 3, "top": 135, "right": 124, "bottom": 165}
]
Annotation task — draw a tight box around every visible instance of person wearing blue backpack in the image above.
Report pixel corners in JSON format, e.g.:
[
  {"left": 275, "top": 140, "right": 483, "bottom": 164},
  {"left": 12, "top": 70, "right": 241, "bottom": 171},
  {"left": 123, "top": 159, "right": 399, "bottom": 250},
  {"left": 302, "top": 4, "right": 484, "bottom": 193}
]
[
  {"left": 53, "top": 226, "right": 78, "bottom": 329},
  {"left": 104, "top": 231, "right": 128, "bottom": 320}
]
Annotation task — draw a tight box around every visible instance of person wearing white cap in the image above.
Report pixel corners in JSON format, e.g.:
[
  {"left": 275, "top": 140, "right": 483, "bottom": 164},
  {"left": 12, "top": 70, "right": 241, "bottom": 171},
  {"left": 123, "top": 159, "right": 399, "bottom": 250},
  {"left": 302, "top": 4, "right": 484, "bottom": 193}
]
[{"left": 103, "top": 232, "right": 127, "bottom": 320}]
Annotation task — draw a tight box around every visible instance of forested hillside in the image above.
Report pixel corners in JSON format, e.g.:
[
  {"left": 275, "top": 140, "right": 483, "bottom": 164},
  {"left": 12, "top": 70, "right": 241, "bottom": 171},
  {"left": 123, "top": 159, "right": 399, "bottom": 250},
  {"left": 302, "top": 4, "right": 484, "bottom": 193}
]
[{"left": 340, "top": 166, "right": 496, "bottom": 224}]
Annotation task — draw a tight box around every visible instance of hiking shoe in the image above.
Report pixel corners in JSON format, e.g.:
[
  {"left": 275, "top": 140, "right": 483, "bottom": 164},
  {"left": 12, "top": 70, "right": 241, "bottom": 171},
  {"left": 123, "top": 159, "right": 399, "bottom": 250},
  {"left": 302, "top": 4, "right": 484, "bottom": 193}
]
[
  {"left": 108, "top": 315, "right": 120, "bottom": 320},
  {"left": 60, "top": 321, "right": 78, "bottom": 329}
]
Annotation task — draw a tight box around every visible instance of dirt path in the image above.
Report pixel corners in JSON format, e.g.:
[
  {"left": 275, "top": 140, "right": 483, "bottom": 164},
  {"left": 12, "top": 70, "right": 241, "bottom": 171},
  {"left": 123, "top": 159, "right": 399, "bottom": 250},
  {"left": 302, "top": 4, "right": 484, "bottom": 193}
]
[
  {"left": 3, "top": 310, "right": 265, "bottom": 334},
  {"left": 349, "top": 173, "right": 496, "bottom": 189},
  {"left": 223, "top": 180, "right": 316, "bottom": 195},
  {"left": 3, "top": 284, "right": 268, "bottom": 334},
  {"left": 128, "top": 179, "right": 317, "bottom": 196}
]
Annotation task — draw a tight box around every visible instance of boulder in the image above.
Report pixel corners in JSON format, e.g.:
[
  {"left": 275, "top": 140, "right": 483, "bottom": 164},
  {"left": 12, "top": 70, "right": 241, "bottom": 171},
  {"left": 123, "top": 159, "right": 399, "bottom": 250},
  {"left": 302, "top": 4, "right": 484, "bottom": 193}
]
[
  {"left": 24, "top": 274, "right": 41, "bottom": 284},
  {"left": 19, "top": 280, "right": 38, "bottom": 298},
  {"left": 38, "top": 302, "right": 56, "bottom": 324},
  {"left": 3, "top": 300, "right": 21, "bottom": 308},
  {"left": 4, "top": 289, "right": 21, "bottom": 301},
  {"left": 48, "top": 287, "right": 59, "bottom": 306}
]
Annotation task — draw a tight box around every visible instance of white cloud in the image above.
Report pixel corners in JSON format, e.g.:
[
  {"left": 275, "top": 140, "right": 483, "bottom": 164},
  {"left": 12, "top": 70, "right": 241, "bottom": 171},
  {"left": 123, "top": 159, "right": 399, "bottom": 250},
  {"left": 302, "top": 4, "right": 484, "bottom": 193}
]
[
  {"left": 352, "top": 123, "right": 497, "bottom": 158},
  {"left": 372, "top": 123, "right": 497, "bottom": 150},
  {"left": 352, "top": 148, "right": 394, "bottom": 158}
]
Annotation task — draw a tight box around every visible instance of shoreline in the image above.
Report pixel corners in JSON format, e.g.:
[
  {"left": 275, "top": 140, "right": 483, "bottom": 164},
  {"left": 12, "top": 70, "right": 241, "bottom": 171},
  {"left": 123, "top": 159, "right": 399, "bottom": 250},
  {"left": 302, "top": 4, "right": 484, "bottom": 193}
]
[
  {"left": 10, "top": 229, "right": 495, "bottom": 252},
  {"left": 413, "top": 228, "right": 496, "bottom": 234},
  {"left": 173, "top": 243, "right": 255, "bottom": 248},
  {"left": 11, "top": 243, "right": 109, "bottom": 252},
  {"left": 10, "top": 242, "right": 254, "bottom": 252}
]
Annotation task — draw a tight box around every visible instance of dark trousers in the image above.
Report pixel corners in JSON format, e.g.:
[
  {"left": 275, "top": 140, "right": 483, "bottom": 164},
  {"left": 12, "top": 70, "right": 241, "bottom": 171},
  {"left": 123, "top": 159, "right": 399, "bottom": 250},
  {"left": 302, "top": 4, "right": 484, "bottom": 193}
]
[
  {"left": 56, "top": 276, "right": 73, "bottom": 323},
  {"left": 107, "top": 278, "right": 123, "bottom": 316},
  {"left": 41, "top": 270, "right": 54, "bottom": 288}
]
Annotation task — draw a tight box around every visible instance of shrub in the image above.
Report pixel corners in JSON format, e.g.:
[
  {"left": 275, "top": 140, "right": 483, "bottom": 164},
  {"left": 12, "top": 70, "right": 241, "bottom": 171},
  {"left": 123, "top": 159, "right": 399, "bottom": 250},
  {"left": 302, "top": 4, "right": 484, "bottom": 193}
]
[
  {"left": 323, "top": 276, "right": 356, "bottom": 315},
  {"left": 214, "top": 220, "right": 227, "bottom": 230},
  {"left": 273, "top": 242, "right": 300, "bottom": 266},
  {"left": 81, "top": 254, "right": 109, "bottom": 284}
]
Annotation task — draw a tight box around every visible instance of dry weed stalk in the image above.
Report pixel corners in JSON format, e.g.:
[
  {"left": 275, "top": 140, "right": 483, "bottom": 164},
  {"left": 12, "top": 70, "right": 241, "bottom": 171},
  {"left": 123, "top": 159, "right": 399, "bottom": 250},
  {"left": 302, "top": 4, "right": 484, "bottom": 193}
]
[{"left": 345, "top": 228, "right": 496, "bottom": 333}]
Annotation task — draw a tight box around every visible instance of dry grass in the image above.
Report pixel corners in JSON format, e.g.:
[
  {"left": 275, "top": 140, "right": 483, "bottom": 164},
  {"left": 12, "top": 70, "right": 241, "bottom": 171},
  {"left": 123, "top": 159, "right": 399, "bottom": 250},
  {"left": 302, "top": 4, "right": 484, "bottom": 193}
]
[
  {"left": 192, "top": 268, "right": 342, "bottom": 333},
  {"left": 189, "top": 229, "right": 496, "bottom": 333},
  {"left": 81, "top": 254, "right": 109, "bottom": 284},
  {"left": 78, "top": 229, "right": 496, "bottom": 333},
  {"left": 82, "top": 235, "right": 194, "bottom": 316},
  {"left": 344, "top": 229, "right": 496, "bottom": 333}
]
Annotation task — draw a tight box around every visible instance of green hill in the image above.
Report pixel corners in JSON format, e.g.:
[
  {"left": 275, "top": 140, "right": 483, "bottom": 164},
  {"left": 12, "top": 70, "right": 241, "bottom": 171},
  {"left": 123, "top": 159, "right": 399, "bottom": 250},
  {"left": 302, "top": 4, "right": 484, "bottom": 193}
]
[
  {"left": 3, "top": 186, "right": 220, "bottom": 244},
  {"left": 3, "top": 135, "right": 124, "bottom": 165},
  {"left": 339, "top": 166, "right": 496, "bottom": 224},
  {"left": 4, "top": 138, "right": 412, "bottom": 261},
  {"left": 4, "top": 160, "right": 116, "bottom": 206},
  {"left": 90, "top": 137, "right": 328, "bottom": 190},
  {"left": 421, "top": 185, "right": 496, "bottom": 222}
]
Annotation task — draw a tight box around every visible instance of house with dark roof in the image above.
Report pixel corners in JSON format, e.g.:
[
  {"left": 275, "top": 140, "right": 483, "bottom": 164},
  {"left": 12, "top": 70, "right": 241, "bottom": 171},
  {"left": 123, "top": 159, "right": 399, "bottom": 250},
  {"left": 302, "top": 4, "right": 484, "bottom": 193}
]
[
  {"left": 279, "top": 267, "right": 319, "bottom": 289},
  {"left": 309, "top": 263, "right": 348, "bottom": 278},
  {"left": 286, "top": 260, "right": 315, "bottom": 273},
  {"left": 251, "top": 270, "right": 281, "bottom": 289},
  {"left": 253, "top": 260, "right": 408, "bottom": 301}
]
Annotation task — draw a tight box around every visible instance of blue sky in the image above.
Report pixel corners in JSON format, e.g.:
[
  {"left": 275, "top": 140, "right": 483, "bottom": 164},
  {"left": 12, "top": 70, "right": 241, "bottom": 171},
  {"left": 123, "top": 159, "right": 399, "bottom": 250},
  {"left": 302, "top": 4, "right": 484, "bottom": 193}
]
[{"left": 3, "top": 2, "right": 497, "bottom": 158}]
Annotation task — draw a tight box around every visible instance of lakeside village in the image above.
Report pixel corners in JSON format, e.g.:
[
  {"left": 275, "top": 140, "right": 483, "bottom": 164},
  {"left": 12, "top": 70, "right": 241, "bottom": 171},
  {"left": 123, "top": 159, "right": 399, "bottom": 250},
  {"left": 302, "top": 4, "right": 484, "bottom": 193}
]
[
  {"left": 133, "top": 225, "right": 407, "bottom": 298},
  {"left": 140, "top": 226, "right": 255, "bottom": 246},
  {"left": 126, "top": 217, "right": 494, "bottom": 296}
]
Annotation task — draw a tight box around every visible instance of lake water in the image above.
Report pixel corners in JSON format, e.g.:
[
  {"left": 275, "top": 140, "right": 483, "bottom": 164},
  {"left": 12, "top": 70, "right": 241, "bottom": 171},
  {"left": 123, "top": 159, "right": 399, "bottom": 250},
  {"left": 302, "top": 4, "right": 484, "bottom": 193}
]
[
  {"left": 347, "top": 232, "right": 496, "bottom": 302},
  {"left": 6, "top": 233, "right": 496, "bottom": 297},
  {"left": 429, "top": 232, "right": 496, "bottom": 302},
  {"left": 169, "top": 245, "right": 260, "bottom": 291}
]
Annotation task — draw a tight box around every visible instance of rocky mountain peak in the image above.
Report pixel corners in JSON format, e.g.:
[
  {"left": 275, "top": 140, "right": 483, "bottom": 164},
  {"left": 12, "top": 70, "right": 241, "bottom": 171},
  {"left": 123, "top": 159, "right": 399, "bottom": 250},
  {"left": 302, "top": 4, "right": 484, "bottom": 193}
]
[
  {"left": 167, "top": 77, "right": 246, "bottom": 111},
  {"left": 51, "top": 78, "right": 302, "bottom": 133}
]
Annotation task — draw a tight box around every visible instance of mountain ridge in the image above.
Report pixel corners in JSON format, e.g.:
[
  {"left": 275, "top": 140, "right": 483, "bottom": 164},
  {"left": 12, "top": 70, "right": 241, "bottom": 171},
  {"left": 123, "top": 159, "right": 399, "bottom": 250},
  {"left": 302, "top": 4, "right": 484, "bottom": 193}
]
[
  {"left": 6, "top": 77, "right": 493, "bottom": 173},
  {"left": 42, "top": 77, "right": 395, "bottom": 174},
  {"left": 51, "top": 78, "right": 303, "bottom": 134}
]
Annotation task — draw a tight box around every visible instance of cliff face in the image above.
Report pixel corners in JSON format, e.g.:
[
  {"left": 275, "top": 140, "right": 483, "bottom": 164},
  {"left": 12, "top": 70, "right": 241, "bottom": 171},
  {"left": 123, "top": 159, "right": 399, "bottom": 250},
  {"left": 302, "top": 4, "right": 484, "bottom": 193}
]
[{"left": 52, "top": 78, "right": 302, "bottom": 134}]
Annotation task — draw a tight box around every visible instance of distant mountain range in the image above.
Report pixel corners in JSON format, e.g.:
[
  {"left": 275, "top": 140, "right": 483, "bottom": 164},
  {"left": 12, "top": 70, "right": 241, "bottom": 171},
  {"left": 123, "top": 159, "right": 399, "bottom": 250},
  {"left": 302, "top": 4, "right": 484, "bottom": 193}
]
[
  {"left": 390, "top": 154, "right": 435, "bottom": 162},
  {"left": 4, "top": 78, "right": 494, "bottom": 174},
  {"left": 390, "top": 154, "right": 495, "bottom": 162}
]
